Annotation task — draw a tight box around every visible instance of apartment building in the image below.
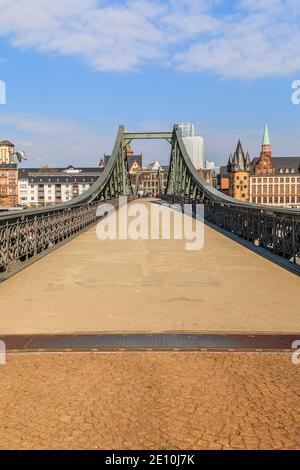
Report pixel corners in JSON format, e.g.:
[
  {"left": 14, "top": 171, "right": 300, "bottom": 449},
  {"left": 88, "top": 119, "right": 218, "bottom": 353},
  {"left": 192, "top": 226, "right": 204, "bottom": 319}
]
[{"left": 18, "top": 165, "right": 101, "bottom": 207}]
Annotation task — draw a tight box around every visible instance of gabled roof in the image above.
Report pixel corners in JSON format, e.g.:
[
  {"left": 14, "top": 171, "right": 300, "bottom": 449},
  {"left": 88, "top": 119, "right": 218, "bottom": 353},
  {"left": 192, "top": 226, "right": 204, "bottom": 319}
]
[{"left": 251, "top": 157, "right": 300, "bottom": 174}]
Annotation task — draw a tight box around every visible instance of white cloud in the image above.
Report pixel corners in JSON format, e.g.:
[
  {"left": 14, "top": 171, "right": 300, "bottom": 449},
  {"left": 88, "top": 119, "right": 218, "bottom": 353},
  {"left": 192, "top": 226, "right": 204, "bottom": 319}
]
[
  {"left": 0, "top": 112, "right": 114, "bottom": 166},
  {"left": 0, "top": 0, "right": 299, "bottom": 78},
  {"left": 174, "top": 0, "right": 300, "bottom": 78}
]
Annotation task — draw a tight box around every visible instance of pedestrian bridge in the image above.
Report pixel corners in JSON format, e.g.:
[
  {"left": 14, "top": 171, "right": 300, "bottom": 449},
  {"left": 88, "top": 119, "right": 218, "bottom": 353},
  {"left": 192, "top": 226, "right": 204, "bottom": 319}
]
[
  {"left": 0, "top": 124, "right": 299, "bottom": 336},
  {"left": 0, "top": 200, "right": 299, "bottom": 335}
]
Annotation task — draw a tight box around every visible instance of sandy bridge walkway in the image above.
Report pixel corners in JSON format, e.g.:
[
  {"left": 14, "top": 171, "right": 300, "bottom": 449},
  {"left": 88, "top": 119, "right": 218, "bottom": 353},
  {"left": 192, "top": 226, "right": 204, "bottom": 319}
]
[{"left": 0, "top": 201, "right": 299, "bottom": 334}]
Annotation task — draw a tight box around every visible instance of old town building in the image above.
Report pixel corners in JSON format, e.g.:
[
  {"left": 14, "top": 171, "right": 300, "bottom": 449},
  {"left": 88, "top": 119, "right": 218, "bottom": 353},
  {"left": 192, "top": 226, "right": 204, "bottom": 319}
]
[
  {"left": 250, "top": 124, "right": 300, "bottom": 207},
  {"left": 135, "top": 161, "right": 168, "bottom": 196},
  {"left": 220, "top": 123, "right": 300, "bottom": 208},
  {"left": 226, "top": 140, "right": 251, "bottom": 202},
  {"left": 0, "top": 140, "right": 18, "bottom": 209}
]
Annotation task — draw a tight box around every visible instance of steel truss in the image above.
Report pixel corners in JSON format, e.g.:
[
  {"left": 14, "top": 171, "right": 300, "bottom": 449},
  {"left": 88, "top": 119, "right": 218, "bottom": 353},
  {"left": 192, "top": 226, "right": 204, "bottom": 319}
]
[{"left": 0, "top": 124, "right": 299, "bottom": 277}]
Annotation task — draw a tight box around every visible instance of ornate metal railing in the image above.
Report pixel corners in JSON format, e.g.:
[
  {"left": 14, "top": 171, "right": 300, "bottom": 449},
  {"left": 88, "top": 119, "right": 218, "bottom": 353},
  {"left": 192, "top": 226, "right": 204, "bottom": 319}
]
[
  {"left": 162, "top": 195, "right": 300, "bottom": 265},
  {"left": 0, "top": 198, "right": 121, "bottom": 276}
]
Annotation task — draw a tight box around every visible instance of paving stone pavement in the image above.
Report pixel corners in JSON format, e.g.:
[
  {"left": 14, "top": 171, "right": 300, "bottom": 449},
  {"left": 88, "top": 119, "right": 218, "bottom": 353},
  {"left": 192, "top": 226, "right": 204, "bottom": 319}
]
[{"left": 0, "top": 352, "right": 299, "bottom": 450}]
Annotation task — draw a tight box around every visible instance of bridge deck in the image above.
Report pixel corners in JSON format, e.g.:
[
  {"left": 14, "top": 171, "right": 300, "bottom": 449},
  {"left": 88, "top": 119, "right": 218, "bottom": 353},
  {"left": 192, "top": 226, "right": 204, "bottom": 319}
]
[{"left": 0, "top": 201, "right": 298, "bottom": 335}]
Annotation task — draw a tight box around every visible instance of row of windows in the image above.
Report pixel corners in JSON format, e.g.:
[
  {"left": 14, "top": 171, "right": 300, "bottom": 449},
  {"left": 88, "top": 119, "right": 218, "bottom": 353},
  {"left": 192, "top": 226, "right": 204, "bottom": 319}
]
[
  {"left": 252, "top": 196, "right": 300, "bottom": 204},
  {"left": 257, "top": 168, "right": 298, "bottom": 175},
  {"left": 20, "top": 196, "right": 74, "bottom": 202},
  {"left": 26, "top": 183, "right": 90, "bottom": 189},
  {"left": 252, "top": 185, "right": 300, "bottom": 194},
  {"left": 256, "top": 169, "right": 274, "bottom": 174},
  {"left": 30, "top": 178, "right": 95, "bottom": 183},
  {"left": 252, "top": 177, "right": 300, "bottom": 184}
]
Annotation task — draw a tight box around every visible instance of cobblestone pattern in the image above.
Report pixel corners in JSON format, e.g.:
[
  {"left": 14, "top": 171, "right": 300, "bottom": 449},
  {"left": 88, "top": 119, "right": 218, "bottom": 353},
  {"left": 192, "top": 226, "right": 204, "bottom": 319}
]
[{"left": 0, "top": 352, "right": 299, "bottom": 450}]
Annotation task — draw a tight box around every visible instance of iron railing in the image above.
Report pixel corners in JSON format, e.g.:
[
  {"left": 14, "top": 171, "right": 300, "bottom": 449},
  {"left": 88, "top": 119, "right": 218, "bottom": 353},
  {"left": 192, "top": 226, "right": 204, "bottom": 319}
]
[
  {"left": 0, "top": 198, "right": 121, "bottom": 276},
  {"left": 162, "top": 195, "right": 300, "bottom": 265}
]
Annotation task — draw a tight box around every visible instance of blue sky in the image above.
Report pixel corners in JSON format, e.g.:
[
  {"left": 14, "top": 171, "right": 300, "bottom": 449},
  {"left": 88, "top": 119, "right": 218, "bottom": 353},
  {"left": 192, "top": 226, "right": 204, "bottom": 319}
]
[{"left": 0, "top": 0, "right": 300, "bottom": 167}]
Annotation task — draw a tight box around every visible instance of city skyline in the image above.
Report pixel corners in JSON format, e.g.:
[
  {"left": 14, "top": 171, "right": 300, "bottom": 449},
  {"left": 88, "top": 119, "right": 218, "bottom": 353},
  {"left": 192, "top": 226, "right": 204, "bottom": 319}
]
[{"left": 0, "top": 1, "right": 300, "bottom": 167}]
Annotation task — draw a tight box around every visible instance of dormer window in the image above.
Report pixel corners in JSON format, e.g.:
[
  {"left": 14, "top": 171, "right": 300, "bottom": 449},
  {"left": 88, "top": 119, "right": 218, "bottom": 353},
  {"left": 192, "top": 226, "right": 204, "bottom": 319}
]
[
  {"left": 291, "top": 168, "right": 295, "bottom": 173},
  {"left": 285, "top": 168, "right": 289, "bottom": 173},
  {"left": 279, "top": 168, "right": 283, "bottom": 173}
]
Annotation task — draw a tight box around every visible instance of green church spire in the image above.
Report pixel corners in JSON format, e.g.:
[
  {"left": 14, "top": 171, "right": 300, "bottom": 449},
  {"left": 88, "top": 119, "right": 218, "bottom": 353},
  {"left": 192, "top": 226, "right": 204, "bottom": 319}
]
[{"left": 262, "top": 122, "right": 271, "bottom": 146}]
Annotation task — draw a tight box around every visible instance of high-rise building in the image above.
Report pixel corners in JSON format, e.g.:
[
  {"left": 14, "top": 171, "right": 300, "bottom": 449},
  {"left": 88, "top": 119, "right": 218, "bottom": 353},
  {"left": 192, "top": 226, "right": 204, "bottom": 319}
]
[
  {"left": 179, "top": 123, "right": 195, "bottom": 138},
  {"left": 179, "top": 123, "right": 205, "bottom": 170}
]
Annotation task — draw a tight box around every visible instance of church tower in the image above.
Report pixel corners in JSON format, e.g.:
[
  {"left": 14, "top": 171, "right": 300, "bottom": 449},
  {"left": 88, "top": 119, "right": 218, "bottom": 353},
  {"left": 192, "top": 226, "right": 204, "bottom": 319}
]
[{"left": 255, "top": 123, "right": 275, "bottom": 176}]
